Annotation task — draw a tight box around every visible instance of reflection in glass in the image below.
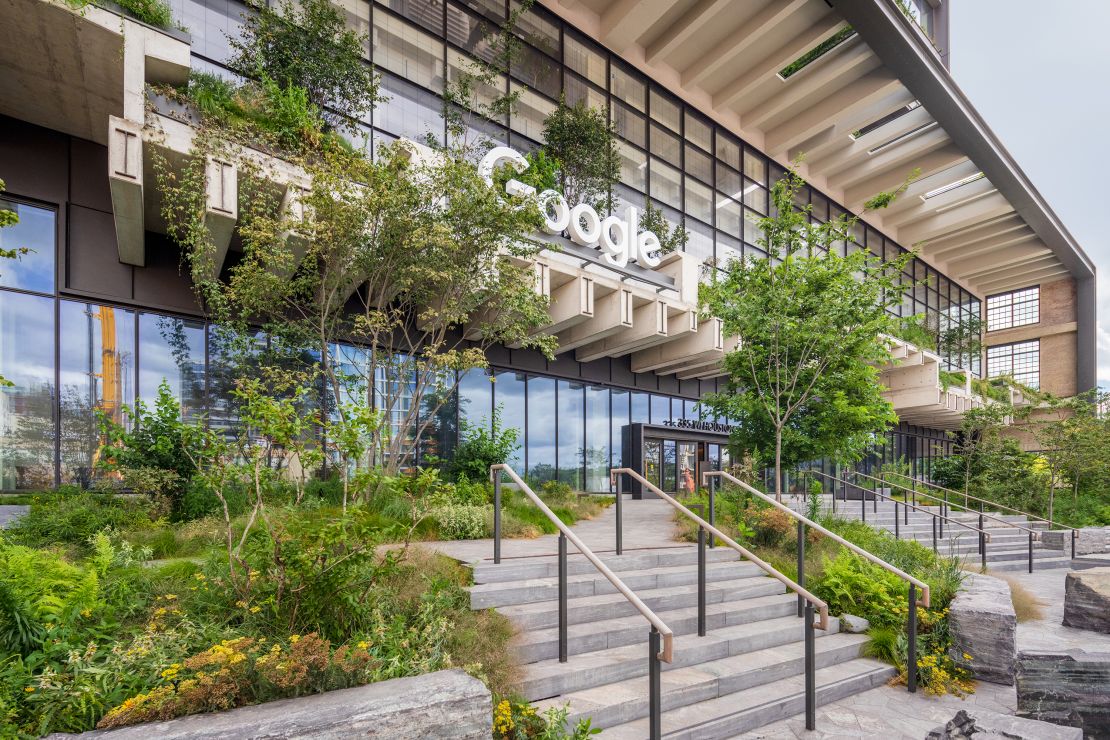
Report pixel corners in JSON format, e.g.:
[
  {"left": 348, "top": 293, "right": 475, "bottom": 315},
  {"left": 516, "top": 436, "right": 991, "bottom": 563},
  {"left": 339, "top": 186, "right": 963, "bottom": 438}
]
[
  {"left": 650, "top": 394, "right": 670, "bottom": 425},
  {"left": 494, "top": 370, "right": 526, "bottom": 469},
  {"left": 0, "top": 291, "right": 55, "bottom": 489},
  {"left": 527, "top": 376, "right": 556, "bottom": 482},
  {"left": 419, "top": 366, "right": 456, "bottom": 465},
  {"left": 585, "top": 385, "right": 609, "bottom": 492},
  {"left": 0, "top": 199, "right": 55, "bottom": 294},
  {"left": 457, "top": 368, "right": 492, "bottom": 432},
  {"left": 643, "top": 438, "right": 661, "bottom": 488},
  {"left": 59, "top": 301, "right": 135, "bottom": 486},
  {"left": 138, "top": 313, "right": 204, "bottom": 419},
  {"left": 662, "top": 439, "right": 676, "bottom": 492},
  {"left": 610, "top": 388, "right": 629, "bottom": 470},
  {"left": 677, "top": 442, "right": 696, "bottom": 495},
  {"left": 557, "top": 380, "right": 584, "bottom": 489},
  {"left": 631, "top": 391, "right": 649, "bottom": 424}
]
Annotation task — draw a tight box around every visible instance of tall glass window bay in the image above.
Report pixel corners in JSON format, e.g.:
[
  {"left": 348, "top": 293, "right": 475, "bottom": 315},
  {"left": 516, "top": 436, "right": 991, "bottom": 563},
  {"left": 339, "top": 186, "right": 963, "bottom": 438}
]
[
  {"left": 139, "top": 313, "right": 204, "bottom": 418},
  {"left": 0, "top": 291, "right": 56, "bottom": 490},
  {"left": 527, "top": 375, "right": 556, "bottom": 482},
  {"left": 585, "top": 385, "right": 609, "bottom": 492},
  {"left": 0, "top": 199, "right": 55, "bottom": 294},
  {"left": 458, "top": 367, "right": 492, "bottom": 431},
  {"left": 493, "top": 370, "right": 526, "bottom": 469},
  {"left": 557, "top": 380, "right": 585, "bottom": 489}
]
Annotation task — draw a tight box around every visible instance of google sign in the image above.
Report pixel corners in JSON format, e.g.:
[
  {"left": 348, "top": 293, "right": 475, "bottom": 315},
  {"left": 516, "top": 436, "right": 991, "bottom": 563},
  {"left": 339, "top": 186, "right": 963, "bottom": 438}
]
[{"left": 478, "top": 146, "right": 663, "bottom": 270}]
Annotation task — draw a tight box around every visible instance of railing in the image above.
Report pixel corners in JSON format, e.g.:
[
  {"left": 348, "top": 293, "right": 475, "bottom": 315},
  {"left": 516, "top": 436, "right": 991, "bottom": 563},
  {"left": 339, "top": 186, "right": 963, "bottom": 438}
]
[
  {"left": 703, "top": 470, "right": 930, "bottom": 696},
  {"left": 850, "top": 470, "right": 1045, "bottom": 574},
  {"left": 490, "top": 464, "right": 674, "bottom": 740},
  {"left": 803, "top": 470, "right": 995, "bottom": 571},
  {"left": 612, "top": 468, "right": 829, "bottom": 730},
  {"left": 884, "top": 472, "right": 1081, "bottom": 561}
]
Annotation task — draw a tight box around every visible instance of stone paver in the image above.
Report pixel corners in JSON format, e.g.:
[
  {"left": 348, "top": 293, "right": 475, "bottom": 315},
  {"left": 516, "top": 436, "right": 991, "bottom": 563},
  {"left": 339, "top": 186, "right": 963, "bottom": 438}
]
[{"left": 422, "top": 496, "right": 680, "bottom": 564}]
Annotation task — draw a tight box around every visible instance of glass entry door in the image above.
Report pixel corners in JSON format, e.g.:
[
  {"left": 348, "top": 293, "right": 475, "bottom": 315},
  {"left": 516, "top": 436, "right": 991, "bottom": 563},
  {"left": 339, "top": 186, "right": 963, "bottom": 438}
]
[{"left": 677, "top": 442, "right": 697, "bottom": 495}]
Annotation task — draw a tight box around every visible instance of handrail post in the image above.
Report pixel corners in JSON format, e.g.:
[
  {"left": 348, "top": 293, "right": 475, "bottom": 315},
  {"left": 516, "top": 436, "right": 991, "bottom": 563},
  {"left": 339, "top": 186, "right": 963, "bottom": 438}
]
[
  {"left": 907, "top": 584, "right": 918, "bottom": 693},
  {"left": 894, "top": 501, "right": 900, "bottom": 539},
  {"left": 1028, "top": 531, "right": 1034, "bottom": 574},
  {"left": 698, "top": 522, "right": 707, "bottom": 636},
  {"left": 615, "top": 472, "right": 623, "bottom": 556},
  {"left": 796, "top": 520, "right": 806, "bottom": 618},
  {"left": 931, "top": 515, "right": 937, "bottom": 554},
  {"left": 649, "top": 628, "right": 662, "bottom": 740},
  {"left": 558, "top": 533, "right": 568, "bottom": 663},
  {"left": 978, "top": 513, "right": 985, "bottom": 555},
  {"left": 804, "top": 601, "right": 816, "bottom": 731},
  {"left": 708, "top": 475, "right": 716, "bottom": 549},
  {"left": 493, "top": 469, "right": 502, "bottom": 565},
  {"left": 905, "top": 493, "right": 909, "bottom": 526},
  {"left": 861, "top": 481, "right": 866, "bottom": 522},
  {"left": 1072, "top": 530, "right": 1077, "bottom": 560}
]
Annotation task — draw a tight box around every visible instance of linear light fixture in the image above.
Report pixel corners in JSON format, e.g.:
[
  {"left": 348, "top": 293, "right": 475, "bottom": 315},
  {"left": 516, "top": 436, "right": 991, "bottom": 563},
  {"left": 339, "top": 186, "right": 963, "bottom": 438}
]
[
  {"left": 866, "top": 121, "right": 937, "bottom": 155},
  {"left": 850, "top": 101, "right": 921, "bottom": 140},
  {"left": 921, "top": 172, "right": 985, "bottom": 200},
  {"left": 778, "top": 27, "right": 858, "bottom": 80}
]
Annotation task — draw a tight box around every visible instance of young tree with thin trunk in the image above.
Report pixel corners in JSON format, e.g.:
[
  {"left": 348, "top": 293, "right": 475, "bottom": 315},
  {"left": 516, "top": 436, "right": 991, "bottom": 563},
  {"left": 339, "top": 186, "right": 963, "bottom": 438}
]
[{"left": 700, "top": 165, "right": 914, "bottom": 500}]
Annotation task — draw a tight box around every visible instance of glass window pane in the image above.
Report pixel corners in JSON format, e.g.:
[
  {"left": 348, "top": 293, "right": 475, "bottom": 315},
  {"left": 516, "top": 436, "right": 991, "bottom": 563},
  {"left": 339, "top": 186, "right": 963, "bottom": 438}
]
[
  {"left": 716, "top": 131, "right": 740, "bottom": 170},
  {"left": 685, "top": 144, "right": 712, "bottom": 184},
  {"left": 383, "top": 0, "right": 441, "bottom": 34},
  {"left": 0, "top": 291, "right": 55, "bottom": 489},
  {"left": 643, "top": 438, "right": 661, "bottom": 488},
  {"left": 373, "top": 12, "right": 444, "bottom": 91},
  {"left": 611, "top": 63, "right": 645, "bottom": 111},
  {"left": 447, "top": 4, "right": 499, "bottom": 62},
  {"left": 717, "top": 231, "right": 741, "bottom": 267},
  {"left": 612, "top": 100, "right": 646, "bottom": 149},
  {"left": 60, "top": 301, "right": 135, "bottom": 487},
  {"left": 686, "top": 219, "right": 713, "bottom": 262},
  {"left": 716, "top": 195, "right": 741, "bottom": 237},
  {"left": 447, "top": 49, "right": 507, "bottom": 120},
  {"left": 631, "top": 391, "right": 649, "bottom": 424},
  {"left": 493, "top": 370, "right": 526, "bottom": 470},
  {"left": 650, "top": 88, "right": 680, "bottom": 130},
  {"left": 650, "top": 394, "right": 670, "bottom": 424},
  {"left": 743, "top": 149, "right": 766, "bottom": 184},
  {"left": 744, "top": 208, "right": 765, "bottom": 246},
  {"left": 138, "top": 313, "right": 204, "bottom": 420},
  {"left": 649, "top": 158, "right": 681, "bottom": 209},
  {"left": 458, "top": 367, "right": 492, "bottom": 431},
  {"left": 458, "top": 0, "right": 504, "bottom": 22},
  {"left": 513, "top": 2, "right": 559, "bottom": 59},
  {"left": 617, "top": 141, "right": 646, "bottom": 192},
  {"left": 527, "top": 376, "right": 556, "bottom": 482},
  {"left": 662, "top": 439, "right": 676, "bottom": 491},
  {"left": 717, "top": 164, "right": 741, "bottom": 197},
  {"left": 376, "top": 73, "right": 445, "bottom": 144},
  {"left": 611, "top": 388, "right": 629, "bottom": 470},
  {"left": 557, "top": 380, "right": 584, "bottom": 489},
  {"left": 650, "top": 123, "right": 680, "bottom": 165},
  {"left": 743, "top": 180, "right": 768, "bottom": 213},
  {"left": 564, "top": 32, "right": 606, "bottom": 87},
  {"left": 0, "top": 199, "right": 55, "bottom": 294},
  {"left": 685, "top": 179, "right": 712, "bottom": 224},
  {"left": 513, "top": 43, "right": 560, "bottom": 99},
  {"left": 510, "top": 83, "right": 556, "bottom": 143},
  {"left": 419, "top": 367, "right": 456, "bottom": 465},
  {"left": 585, "top": 385, "right": 609, "bottom": 492},
  {"left": 565, "top": 72, "right": 606, "bottom": 110},
  {"left": 684, "top": 111, "right": 711, "bottom": 151}
]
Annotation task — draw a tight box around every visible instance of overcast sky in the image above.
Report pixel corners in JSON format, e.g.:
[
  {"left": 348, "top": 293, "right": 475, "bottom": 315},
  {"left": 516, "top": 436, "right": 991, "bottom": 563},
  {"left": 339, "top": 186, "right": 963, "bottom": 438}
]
[{"left": 948, "top": 1, "right": 1109, "bottom": 390}]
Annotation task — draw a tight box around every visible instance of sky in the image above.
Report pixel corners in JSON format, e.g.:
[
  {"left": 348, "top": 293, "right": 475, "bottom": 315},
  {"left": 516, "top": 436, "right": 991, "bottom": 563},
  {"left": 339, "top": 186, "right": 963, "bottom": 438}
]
[{"left": 948, "top": 1, "right": 1109, "bottom": 390}]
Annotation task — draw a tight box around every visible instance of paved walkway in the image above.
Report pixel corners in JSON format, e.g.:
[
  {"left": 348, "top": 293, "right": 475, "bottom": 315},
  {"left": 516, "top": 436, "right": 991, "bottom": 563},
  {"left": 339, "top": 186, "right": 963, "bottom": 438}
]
[{"left": 422, "top": 496, "right": 681, "bottom": 564}]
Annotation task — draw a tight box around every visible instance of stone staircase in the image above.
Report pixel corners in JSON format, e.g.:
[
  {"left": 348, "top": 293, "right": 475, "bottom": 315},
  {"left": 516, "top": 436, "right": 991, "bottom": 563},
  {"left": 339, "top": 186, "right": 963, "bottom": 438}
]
[
  {"left": 792, "top": 496, "right": 1073, "bottom": 572},
  {"left": 469, "top": 543, "right": 895, "bottom": 738}
]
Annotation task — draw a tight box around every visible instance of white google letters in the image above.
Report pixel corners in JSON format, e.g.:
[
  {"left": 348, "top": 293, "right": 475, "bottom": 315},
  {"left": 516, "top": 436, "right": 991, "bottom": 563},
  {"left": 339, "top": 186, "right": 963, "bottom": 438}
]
[{"left": 478, "top": 146, "right": 662, "bottom": 270}]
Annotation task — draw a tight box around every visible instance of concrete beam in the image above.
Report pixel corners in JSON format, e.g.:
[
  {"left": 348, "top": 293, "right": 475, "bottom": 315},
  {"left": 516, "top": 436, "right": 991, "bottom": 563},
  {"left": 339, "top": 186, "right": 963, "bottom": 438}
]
[
  {"left": 600, "top": 0, "right": 669, "bottom": 53},
  {"left": 108, "top": 116, "right": 145, "bottom": 266},
  {"left": 575, "top": 297, "right": 669, "bottom": 362},
  {"left": 556, "top": 287, "right": 634, "bottom": 354},
  {"left": 645, "top": 0, "right": 734, "bottom": 64},
  {"left": 203, "top": 157, "right": 238, "bottom": 280},
  {"left": 631, "top": 317, "right": 724, "bottom": 373},
  {"left": 841, "top": 143, "right": 966, "bottom": 208},
  {"left": 897, "top": 191, "right": 1014, "bottom": 246}
]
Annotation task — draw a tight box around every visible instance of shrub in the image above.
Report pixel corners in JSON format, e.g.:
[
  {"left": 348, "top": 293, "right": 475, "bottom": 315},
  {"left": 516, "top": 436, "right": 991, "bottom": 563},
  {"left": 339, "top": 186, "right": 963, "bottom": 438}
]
[
  {"left": 430, "top": 504, "right": 490, "bottom": 540},
  {"left": 5, "top": 492, "right": 155, "bottom": 550},
  {"left": 449, "top": 410, "right": 520, "bottom": 483},
  {"left": 812, "top": 551, "right": 905, "bottom": 630}
]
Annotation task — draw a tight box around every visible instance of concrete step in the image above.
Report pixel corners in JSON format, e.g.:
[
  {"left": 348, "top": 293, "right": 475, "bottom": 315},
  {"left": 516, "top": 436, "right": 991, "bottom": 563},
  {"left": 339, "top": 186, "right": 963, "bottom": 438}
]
[
  {"left": 471, "top": 546, "right": 742, "bottom": 584},
  {"left": 983, "top": 556, "right": 1074, "bottom": 573},
  {"left": 537, "top": 632, "right": 871, "bottom": 730},
  {"left": 498, "top": 573, "right": 785, "bottom": 630},
  {"left": 514, "top": 593, "right": 797, "bottom": 662},
  {"left": 600, "top": 658, "right": 896, "bottom": 739},
  {"left": 470, "top": 558, "right": 762, "bottom": 609},
  {"left": 520, "top": 615, "right": 842, "bottom": 701}
]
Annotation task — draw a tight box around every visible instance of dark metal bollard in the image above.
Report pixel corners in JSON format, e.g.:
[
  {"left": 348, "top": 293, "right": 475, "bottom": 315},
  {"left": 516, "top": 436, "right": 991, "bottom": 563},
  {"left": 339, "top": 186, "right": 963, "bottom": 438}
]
[
  {"left": 615, "top": 474, "right": 623, "bottom": 556},
  {"left": 1028, "top": 531, "right": 1034, "bottom": 574},
  {"left": 698, "top": 524, "right": 706, "bottom": 636},
  {"left": 931, "top": 516, "right": 937, "bottom": 553},
  {"left": 797, "top": 520, "right": 806, "bottom": 618},
  {"left": 708, "top": 476, "right": 716, "bottom": 549},
  {"left": 558, "top": 533, "right": 567, "bottom": 663},
  {"left": 895, "top": 501, "right": 900, "bottom": 539}
]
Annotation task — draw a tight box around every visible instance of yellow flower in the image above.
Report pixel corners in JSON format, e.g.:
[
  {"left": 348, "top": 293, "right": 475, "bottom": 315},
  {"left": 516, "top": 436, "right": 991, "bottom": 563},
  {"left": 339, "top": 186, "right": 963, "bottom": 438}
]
[
  {"left": 963, "top": 653, "right": 973, "bottom": 661},
  {"left": 357, "top": 641, "right": 369, "bottom": 650},
  {"left": 250, "top": 606, "right": 261, "bottom": 613},
  {"left": 24, "top": 687, "right": 34, "bottom": 693},
  {"left": 194, "top": 573, "right": 207, "bottom": 581},
  {"left": 80, "top": 609, "right": 92, "bottom": 618},
  {"left": 290, "top": 635, "right": 300, "bottom": 644},
  {"left": 236, "top": 600, "right": 248, "bottom": 609},
  {"left": 164, "top": 594, "right": 177, "bottom": 601}
]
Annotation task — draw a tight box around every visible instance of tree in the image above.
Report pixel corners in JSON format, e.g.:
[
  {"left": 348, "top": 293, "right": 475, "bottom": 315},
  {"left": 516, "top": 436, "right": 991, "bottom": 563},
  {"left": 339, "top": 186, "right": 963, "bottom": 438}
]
[
  {"left": 541, "top": 98, "right": 620, "bottom": 211},
  {"left": 700, "top": 165, "right": 914, "bottom": 500},
  {"left": 1033, "top": 390, "right": 1108, "bottom": 521},
  {"left": 0, "top": 179, "right": 28, "bottom": 389},
  {"left": 229, "top": 0, "right": 377, "bottom": 129}
]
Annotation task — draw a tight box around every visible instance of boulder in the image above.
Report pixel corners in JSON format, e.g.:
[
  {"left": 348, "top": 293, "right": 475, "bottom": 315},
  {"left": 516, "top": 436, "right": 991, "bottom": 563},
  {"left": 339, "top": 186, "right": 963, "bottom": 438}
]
[
  {"left": 1042, "top": 528, "right": 1109, "bottom": 555},
  {"left": 46, "top": 669, "right": 491, "bottom": 739},
  {"left": 1062, "top": 567, "right": 1110, "bottom": 633},
  {"left": 947, "top": 573, "right": 1016, "bottom": 685},
  {"left": 1016, "top": 650, "right": 1110, "bottom": 738},
  {"left": 926, "top": 707, "right": 1082, "bottom": 739},
  {"left": 840, "top": 614, "right": 870, "bottom": 633}
]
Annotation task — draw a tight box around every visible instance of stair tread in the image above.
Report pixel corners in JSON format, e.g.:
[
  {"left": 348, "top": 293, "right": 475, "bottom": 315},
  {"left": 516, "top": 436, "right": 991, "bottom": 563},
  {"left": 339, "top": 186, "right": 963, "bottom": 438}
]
[
  {"left": 472, "top": 547, "right": 741, "bottom": 583},
  {"left": 601, "top": 658, "right": 895, "bottom": 739},
  {"left": 470, "top": 558, "right": 760, "bottom": 595}
]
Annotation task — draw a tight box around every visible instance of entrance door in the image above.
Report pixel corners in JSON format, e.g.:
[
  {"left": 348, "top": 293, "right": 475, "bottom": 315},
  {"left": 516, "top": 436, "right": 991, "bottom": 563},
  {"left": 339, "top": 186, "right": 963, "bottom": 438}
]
[{"left": 677, "top": 442, "right": 697, "bottom": 496}]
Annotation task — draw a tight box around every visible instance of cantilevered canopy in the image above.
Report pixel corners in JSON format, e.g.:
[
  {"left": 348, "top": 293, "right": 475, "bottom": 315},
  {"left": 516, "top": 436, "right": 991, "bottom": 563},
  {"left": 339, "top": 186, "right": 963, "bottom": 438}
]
[{"left": 540, "top": 0, "right": 1096, "bottom": 389}]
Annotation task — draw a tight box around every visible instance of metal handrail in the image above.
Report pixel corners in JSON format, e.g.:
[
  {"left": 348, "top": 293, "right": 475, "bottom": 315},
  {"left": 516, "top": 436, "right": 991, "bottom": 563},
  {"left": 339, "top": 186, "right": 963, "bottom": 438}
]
[
  {"left": 490, "top": 464, "right": 675, "bottom": 662},
  {"left": 705, "top": 471, "right": 931, "bottom": 608},
  {"left": 804, "top": 470, "right": 992, "bottom": 541},
  {"left": 852, "top": 471, "right": 1041, "bottom": 537},
  {"left": 612, "top": 468, "right": 830, "bottom": 631}
]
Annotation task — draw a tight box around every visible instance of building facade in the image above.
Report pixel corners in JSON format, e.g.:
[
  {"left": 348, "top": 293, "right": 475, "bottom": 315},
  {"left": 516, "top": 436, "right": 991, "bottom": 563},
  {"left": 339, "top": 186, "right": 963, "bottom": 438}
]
[{"left": 0, "top": 0, "right": 1096, "bottom": 492}]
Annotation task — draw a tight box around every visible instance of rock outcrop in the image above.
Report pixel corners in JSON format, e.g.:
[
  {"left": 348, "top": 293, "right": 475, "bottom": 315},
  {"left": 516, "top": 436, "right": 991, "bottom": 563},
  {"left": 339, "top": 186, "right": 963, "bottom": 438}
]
[
  {"left": 926, "top": 707, "right": 1082, "bottom": 739},
  {"left": 1062, "top": 567, "right": 1110, "bottom": 633},
  {"left": 947, "top": 573, "right": 1016, "bottom": 685},
  {"left": 1016, "top": 650, "right": 1110, "bottom": 738}
]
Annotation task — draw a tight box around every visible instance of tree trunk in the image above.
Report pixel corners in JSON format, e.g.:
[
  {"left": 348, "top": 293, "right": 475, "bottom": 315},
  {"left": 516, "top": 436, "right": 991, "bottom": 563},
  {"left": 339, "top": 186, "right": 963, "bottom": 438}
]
[{"left": 774, "top": 430, "right": 783, "bottom": 503}]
